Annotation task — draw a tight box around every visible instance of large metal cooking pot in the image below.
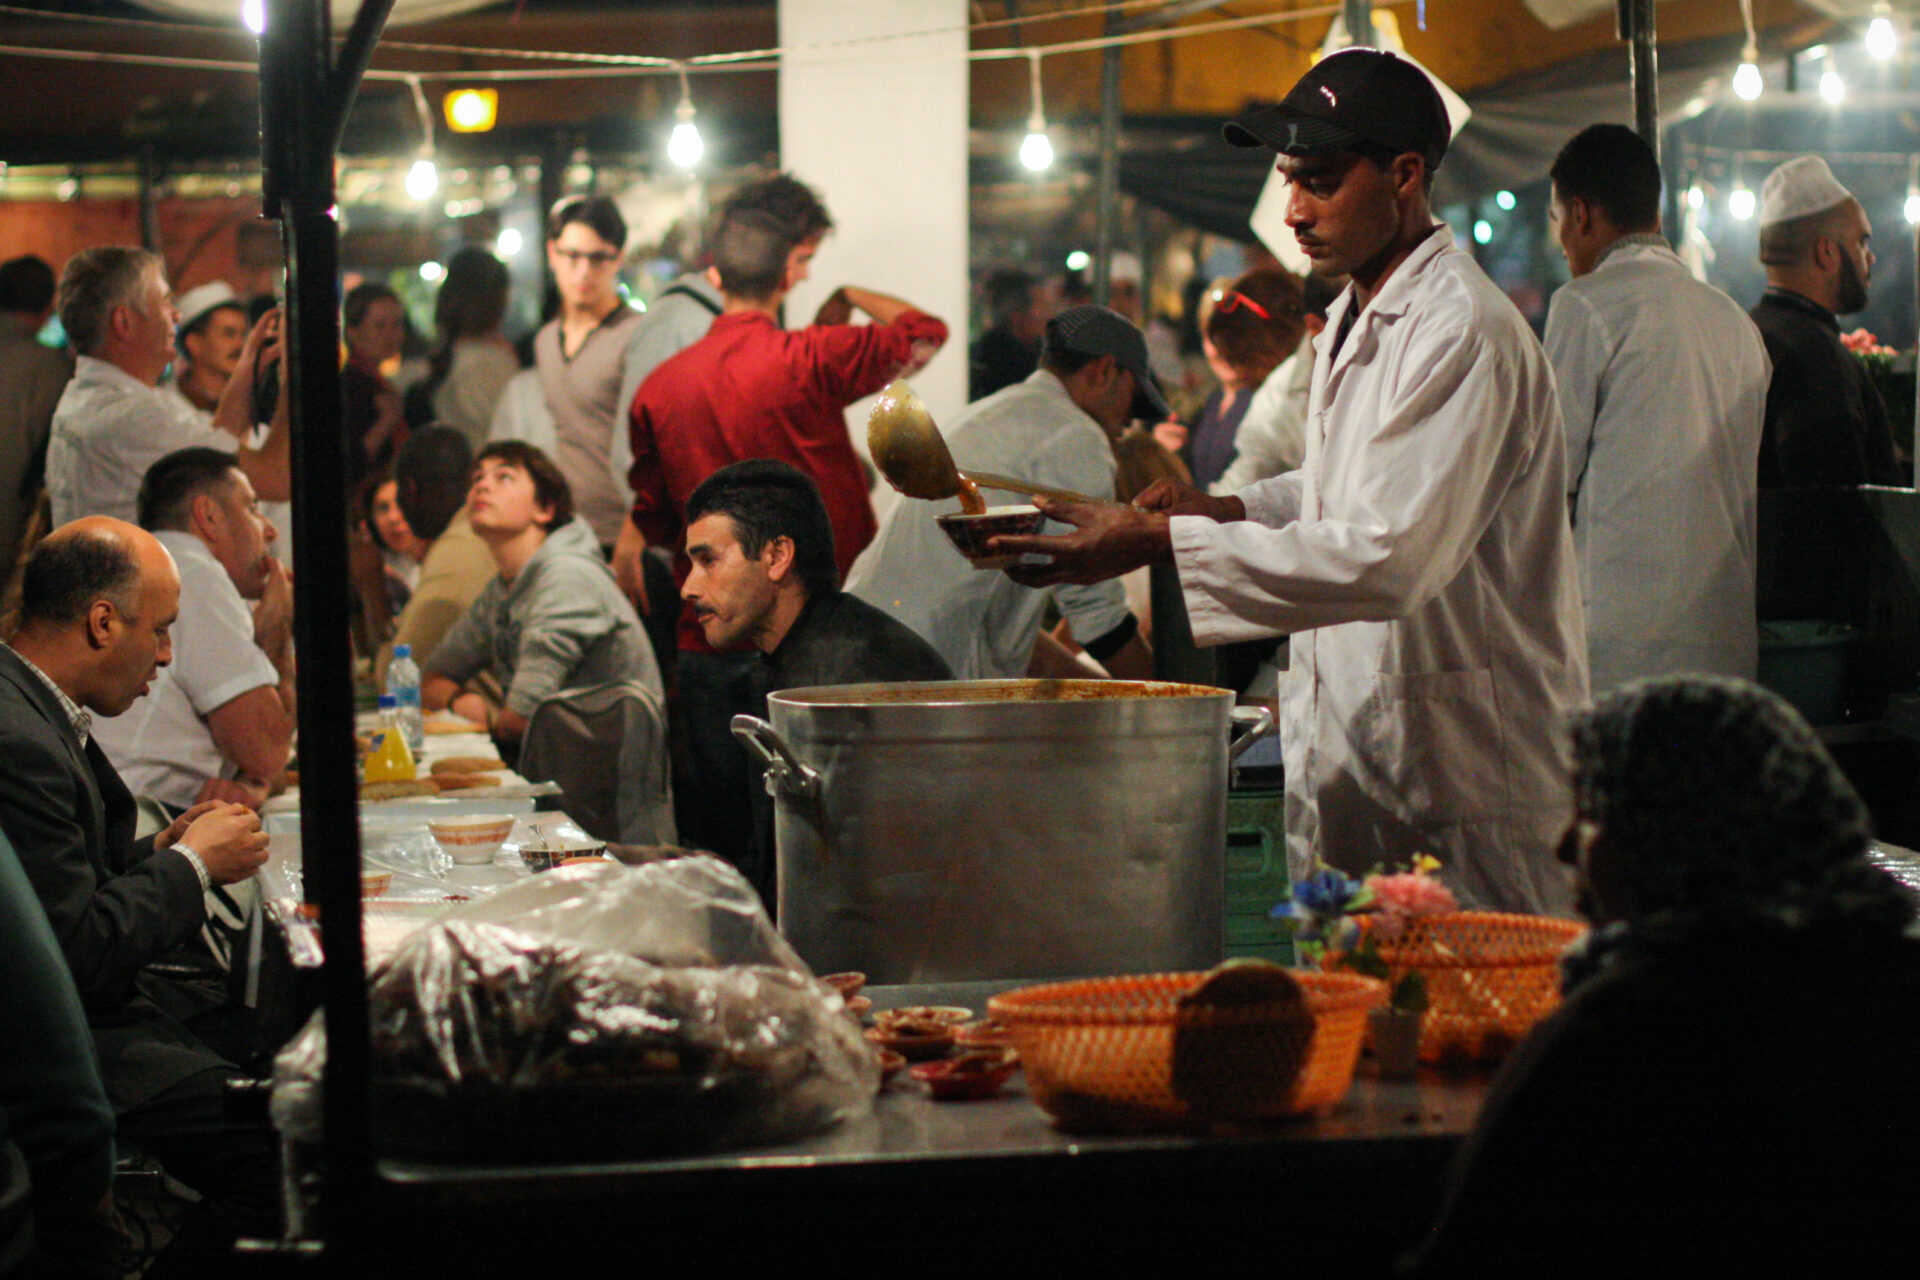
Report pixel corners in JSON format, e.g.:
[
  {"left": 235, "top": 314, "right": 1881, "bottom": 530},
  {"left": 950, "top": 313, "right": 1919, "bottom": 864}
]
[{"left": 731, "top": 679, "right": 1233, "bottom": 984}]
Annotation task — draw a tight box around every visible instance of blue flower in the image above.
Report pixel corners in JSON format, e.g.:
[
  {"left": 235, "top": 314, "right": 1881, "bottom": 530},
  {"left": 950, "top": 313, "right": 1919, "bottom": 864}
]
[{"left": 1293, "top": 867, "right": 1363, "bottom": 916}]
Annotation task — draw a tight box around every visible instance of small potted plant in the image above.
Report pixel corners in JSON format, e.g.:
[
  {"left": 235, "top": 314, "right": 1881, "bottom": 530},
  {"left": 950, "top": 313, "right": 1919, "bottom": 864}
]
[{"left": 1272, "top": 855, "right": 1457, "bottom": 1078}]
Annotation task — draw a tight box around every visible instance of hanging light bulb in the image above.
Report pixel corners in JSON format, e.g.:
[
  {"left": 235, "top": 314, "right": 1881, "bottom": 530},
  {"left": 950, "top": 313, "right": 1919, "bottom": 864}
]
[
  {"left": 1820, "top": 57, "right": 1847, "bottom": 104},
  {"left": 1729, "top": 183, "right": 1757, "bottom": 221},
  {"left": 1018, "top": 51, "right": 1054, "bottom": 172},
  {"left": 1868, "top": 5, "right": 1898, "bottom": 60},
  {"left": 240, "top": 0, "right": 265, "bottom": 34},
  {"left": 1733, "top": 42, "right": 1763, "bottom": 100},
  {"left": 406, "top": 157, "right": 439, "bottom": 201},
  {"left": 1686, "top": 184, "right": 1705, "bottom": 210},
  {"left": 402, "top": 77, "right": 439, "bottom": 202},
  {"left": 668, "top": 107, "right": 704, "bottom": 169},
  {"left": 666, "top": 64, "right": 704, "bottom": 170}
]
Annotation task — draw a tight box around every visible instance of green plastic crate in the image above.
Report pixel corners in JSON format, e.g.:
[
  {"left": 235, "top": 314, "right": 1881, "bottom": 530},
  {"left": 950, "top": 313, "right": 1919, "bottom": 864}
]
[{"left": 1224, "top": 788, "right": 1294, "bottom": 966}]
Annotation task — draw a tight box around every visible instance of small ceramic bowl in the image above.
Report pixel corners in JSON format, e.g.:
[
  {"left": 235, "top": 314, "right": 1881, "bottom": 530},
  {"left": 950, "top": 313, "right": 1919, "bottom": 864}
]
[
  {"left": 426, "top": 815, "right": 517, "bottom": 866},
  {"left": 876, "top": 1006, "right": 973, "bottom": 1027},
  {"left": 521, "top": 837, "right": 609, "bottom": 873},
  {"left": 935, "top": 506, "right": 1046, "bottom": 570},
  {"left": 360, "top": 870, "right": 391, "bottom": 898},
  {"left": 866, "top": 1021, "right": 956, "bottom": 1062},
  {"left": 876, "top": 1049, "right": 908, "bottom": 1085},
  {"left": 911, "top": 1049, "right": 1020, "bottom": 1101},
  {"left": 821, "top": 971, "right": 867, "bottom": 1000}
]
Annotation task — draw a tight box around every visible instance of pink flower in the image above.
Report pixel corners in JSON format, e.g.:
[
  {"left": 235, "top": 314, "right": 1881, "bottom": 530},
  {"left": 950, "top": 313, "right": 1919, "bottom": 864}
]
[
  {"left": 1366, "top": 871, "right": 1457, "bottom": 940},
  {"left": 1841, "top": 329, "right": 1896, "bottom": 357}
]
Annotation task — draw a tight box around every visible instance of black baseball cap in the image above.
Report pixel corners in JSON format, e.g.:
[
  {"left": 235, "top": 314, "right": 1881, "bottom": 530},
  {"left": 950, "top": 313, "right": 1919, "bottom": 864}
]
[
  {"left": 1041, "top": 305, "right": 1172, "bottom": 422},
  {"left": 1223, "top": 48, "right": 1450, "bottom": 172}
]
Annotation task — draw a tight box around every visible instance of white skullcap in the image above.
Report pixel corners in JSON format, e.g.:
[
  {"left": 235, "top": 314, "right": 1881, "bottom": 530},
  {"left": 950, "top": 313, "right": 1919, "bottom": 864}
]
[
  {"left": 1759, "top": 156, "right": 1854, "bottom": 228},
  {"left": 175, "top": 281, "right": 240, "bottom": 333}
]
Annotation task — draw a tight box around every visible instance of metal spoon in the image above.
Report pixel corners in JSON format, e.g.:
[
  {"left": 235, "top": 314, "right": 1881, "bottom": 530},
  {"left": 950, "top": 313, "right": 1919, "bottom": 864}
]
[{"left": 866, "top": 381, "right": 1098, "bottom": 505}]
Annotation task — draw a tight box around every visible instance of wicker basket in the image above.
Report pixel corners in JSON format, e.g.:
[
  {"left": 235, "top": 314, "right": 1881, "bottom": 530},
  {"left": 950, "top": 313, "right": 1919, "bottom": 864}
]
[
  {"left": 1367, "top": 911, "right": 1587, "bottom": 1067},
  {"left": 987, "top": 970, "right": 1385, "bottom": 1132}
]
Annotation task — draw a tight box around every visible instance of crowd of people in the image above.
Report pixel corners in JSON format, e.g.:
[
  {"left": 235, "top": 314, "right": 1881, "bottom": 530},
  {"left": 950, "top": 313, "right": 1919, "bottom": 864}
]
[{"left": 1, "top": 43, "right": 1915, "bottom": 1276}]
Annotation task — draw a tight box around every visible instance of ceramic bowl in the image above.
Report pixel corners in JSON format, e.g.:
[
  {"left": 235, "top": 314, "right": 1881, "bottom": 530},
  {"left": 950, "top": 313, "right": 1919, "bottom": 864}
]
[
  {"left": 520, "top": 837, "right": 609, "bottom": 873},
  {"left": 935, "top": 505, "right": 1046, "bottom": 570},
  {"left": 426, "top": 814, "right": 517, "bottom": 866}
]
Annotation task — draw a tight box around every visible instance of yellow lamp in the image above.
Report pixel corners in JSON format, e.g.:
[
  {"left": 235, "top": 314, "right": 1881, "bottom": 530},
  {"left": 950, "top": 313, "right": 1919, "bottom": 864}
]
[{"left": 444, "top": 89, "right": 498, "bottom": 134}]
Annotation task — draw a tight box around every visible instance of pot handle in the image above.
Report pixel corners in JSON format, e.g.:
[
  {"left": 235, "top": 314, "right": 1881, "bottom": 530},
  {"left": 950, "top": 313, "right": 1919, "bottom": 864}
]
[
  {"left": 1228, "top": 704, "right": 1277, "bottom": 764},
  {"left": 731, "top": 715, "right": 822, "bottom": 802}
]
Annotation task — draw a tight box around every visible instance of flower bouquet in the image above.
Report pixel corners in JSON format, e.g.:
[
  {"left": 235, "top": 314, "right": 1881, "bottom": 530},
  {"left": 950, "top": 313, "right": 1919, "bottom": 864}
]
[
  {"left": 1842, "top": 328, "right": 1914, "bottom": 455},
  {"left": 1273, "top": 857, "right": 1458, "bottom": 1077}
]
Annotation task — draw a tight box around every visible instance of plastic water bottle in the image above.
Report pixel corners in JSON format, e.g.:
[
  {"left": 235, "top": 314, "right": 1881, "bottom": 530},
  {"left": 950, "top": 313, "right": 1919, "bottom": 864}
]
[{"left": 386, "top": 644, "right": 426, "bottom": 754}]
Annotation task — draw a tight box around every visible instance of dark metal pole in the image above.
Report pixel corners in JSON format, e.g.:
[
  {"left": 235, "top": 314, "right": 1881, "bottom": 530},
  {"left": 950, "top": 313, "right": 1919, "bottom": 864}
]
[
  {"left": 1344, "top": 0, "right": 1377, "bottom": 48},
  {"left": 137, "top": 147, "right": 161, "bottom": 253},
  {"left": 1093, "top": 3, "right": 1122, "bottom": 307},
  {"left": 1617, "top": 0, "right": 1659, "bottom": 160},
  {"left": 259, "top": 0, "right": 395, "bottom": 1258}
]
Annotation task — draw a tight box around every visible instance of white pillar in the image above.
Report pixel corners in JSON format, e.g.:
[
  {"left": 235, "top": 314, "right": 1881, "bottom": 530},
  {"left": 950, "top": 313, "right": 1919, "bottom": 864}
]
[{"left": 779, "top": 0, "right": 970, "bottom": 515}]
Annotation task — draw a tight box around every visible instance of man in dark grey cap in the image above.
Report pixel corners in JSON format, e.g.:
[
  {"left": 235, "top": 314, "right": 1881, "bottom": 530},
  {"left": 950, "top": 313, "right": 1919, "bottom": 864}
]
[
  {"left": 847, "top": 304, "right": 1157, "bottom": 682},
  {"left": 994, "top": 49, "right": 1588, "bottom": 916}
]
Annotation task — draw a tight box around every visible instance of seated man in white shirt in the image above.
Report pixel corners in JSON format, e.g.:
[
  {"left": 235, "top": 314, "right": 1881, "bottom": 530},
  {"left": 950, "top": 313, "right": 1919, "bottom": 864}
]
[
  {"left": 92, "top": 448, "right": 295, "bottom": 812},
  {"left": 847, "top": 305, "right": 1156, "bottom": 681},
  {"left": 44, "top": 247, "right": 289, "bottom": 527}
]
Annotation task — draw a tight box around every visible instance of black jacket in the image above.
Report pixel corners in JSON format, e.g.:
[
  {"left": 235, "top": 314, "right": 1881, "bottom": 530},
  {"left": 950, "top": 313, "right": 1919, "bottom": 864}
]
[{"left": 1751, "top": 288, "right": 1903, "bottom": 488}]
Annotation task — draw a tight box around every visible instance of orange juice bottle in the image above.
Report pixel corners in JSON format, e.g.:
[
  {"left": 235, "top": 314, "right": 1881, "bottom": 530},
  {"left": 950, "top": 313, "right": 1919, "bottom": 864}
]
[{"left": 363, "top": 695, "right": 417, "bottom": 782}]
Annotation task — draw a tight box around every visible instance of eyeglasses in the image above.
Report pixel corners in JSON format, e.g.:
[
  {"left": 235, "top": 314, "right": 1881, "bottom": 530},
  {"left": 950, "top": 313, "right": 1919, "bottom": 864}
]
[
  {"left": 552, "top": 249, "right": 621, "bottom": 269},
  {"left": 1211, "top": 288, "right": 1272, "bottom": 321}
]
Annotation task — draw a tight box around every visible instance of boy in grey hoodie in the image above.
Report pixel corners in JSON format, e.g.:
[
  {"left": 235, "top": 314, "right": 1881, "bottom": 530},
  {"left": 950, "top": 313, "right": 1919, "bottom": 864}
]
[{"left": 423, "top": 441, "right": 661, "bottom": 745}]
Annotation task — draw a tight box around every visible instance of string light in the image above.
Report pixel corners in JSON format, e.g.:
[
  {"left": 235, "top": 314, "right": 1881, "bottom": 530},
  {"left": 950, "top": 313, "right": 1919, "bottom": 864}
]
[
  {"left": 666, "top": 63, "right": 703, "bottom": 169},
  {"left": 1820, "top": 55, "right": 1846, "bottom": 104},
  {"left": 1732, "top": 0, "right": 1761, "bottom": 100},
  {"left": 1494, "top": 189, "right": 1516, "bottom": 211},
  {"left": 240, "top": 0, "right": 264, "bottom": 36},
  {"left": 496, "top": 228, "right": 524, "bottom": 256},
  {"left": 1019, "top": 50, "right": 1054, "bottom": 172},
  {"left": 1686, "top": 184, "right": 1705, "bottom": 210},
  {"left": 1729, "top": 182, "right": 1756, "bottom": 221},
  {"left": 1867, "top": 5, "right": 1898, "bottom": 60},
  {"left": 444, "top": 88, "right": 497, "bottom": 133},
  {"left": 404, "top": 76, "right": 439, "bottom": 201},
  {"left": 1472, "top": 219, "right": 1493, "bottom": 245}
]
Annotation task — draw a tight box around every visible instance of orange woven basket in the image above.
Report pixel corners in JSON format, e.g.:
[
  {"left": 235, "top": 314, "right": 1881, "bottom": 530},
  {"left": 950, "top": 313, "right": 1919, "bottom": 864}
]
[
  {"left": 987, "top": 970, "right": 1386, "bottom": 1132},
  {"left": 1366, "top": 911, "right": 1587, "bottom": 1066}
]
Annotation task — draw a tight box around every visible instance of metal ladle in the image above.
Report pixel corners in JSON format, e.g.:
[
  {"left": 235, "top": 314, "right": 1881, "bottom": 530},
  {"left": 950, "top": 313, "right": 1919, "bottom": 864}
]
[{"left": 866, "top": 381, "right": 1097, "bottom": 505}]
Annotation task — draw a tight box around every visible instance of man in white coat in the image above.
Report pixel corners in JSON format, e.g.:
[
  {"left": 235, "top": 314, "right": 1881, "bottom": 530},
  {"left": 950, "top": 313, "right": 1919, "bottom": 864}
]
[
  {"left": 1546, "top": 124, "right": 1770, "bottom": 695},
  {"left": 996, "top": 50, "right": 1588, "bottom": 914}
]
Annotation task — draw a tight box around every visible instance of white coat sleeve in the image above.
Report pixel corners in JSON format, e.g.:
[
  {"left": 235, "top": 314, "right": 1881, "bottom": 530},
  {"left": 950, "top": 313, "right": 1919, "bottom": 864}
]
[
  {"left": 1542, "top": 289, "right": 1607, "bottom": 505},
  {"left": 1172, "top": 316, "right": 1548, "bottom": 645}
]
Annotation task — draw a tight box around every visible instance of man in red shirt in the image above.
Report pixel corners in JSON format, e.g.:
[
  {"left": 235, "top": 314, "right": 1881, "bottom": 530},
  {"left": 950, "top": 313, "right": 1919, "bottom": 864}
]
[{"left": 628, "top": 181, "right": 946, "bottom": 884}]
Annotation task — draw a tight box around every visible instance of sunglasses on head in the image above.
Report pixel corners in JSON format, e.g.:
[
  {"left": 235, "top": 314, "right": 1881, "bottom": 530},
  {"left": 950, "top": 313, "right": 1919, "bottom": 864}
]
[{"left": 1211, "top": 288, "right": 1272, "bottom": 320}]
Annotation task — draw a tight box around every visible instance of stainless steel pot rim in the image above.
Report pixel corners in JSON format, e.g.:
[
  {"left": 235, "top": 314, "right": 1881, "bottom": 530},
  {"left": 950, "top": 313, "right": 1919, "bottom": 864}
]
[{"left": 768, "top": 678, "right": 1233, "bottom": 708}]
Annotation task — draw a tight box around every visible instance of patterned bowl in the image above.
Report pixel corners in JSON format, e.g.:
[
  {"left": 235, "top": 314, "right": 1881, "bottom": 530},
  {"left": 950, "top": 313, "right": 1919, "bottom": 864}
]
[{"left": 936, "top": 505, "right": 1047, "bottom": 570}]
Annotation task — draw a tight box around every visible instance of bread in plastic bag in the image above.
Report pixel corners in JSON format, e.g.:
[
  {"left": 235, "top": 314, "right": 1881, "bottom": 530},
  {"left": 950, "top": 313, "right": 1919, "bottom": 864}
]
[{"left": 271, "top": 855, "right": 878, "bottom": 1159}]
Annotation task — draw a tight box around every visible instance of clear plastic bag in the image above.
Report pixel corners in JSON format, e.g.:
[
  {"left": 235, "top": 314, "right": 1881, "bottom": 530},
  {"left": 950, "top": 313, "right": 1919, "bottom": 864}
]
[{"left": 272, "top": 855, "right": 877, "bottom": 1159}]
